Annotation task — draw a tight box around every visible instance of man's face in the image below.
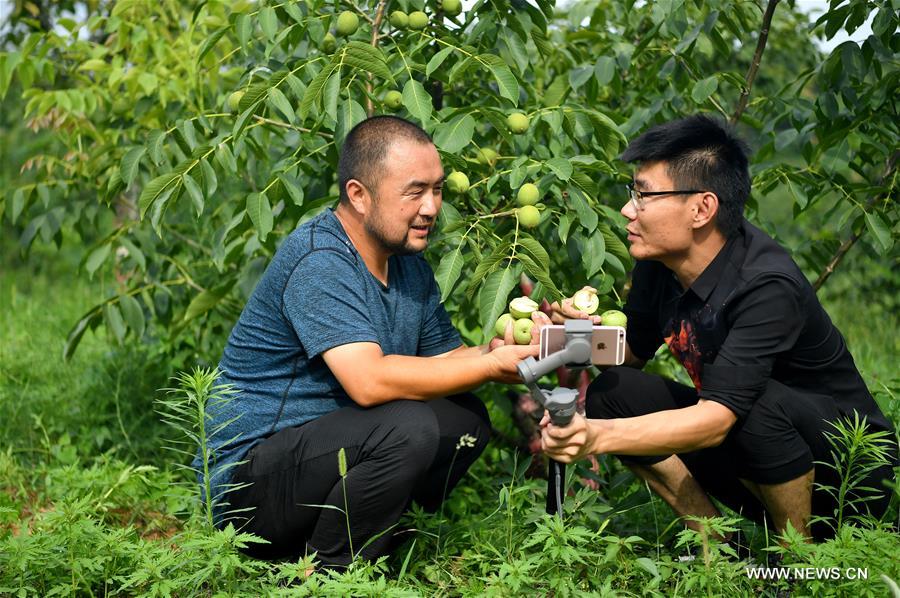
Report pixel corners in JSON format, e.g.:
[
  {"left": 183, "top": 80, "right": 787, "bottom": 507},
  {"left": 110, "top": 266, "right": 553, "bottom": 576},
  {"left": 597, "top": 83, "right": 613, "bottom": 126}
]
[
  {"left": 364, "top": 139, "right": 444, "bottom": 255},
  {"left": 620, "top": 161, "right": 699, "bottom": 261}
]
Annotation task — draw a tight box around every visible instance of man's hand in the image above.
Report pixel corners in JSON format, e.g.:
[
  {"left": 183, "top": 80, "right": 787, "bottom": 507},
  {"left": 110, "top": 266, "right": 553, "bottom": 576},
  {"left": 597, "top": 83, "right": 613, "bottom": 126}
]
[
  {"left": 488, "top": 310, "right": 553, "bottom": 351},
  {"left": 540, "top": 411, "right": 596, "bottom": 463},
  {"left": 486, "top": 343, "right": 540, "bottom": 384},
  {"left": 550, "top": 286, "right": 603, "bottom": 325}
]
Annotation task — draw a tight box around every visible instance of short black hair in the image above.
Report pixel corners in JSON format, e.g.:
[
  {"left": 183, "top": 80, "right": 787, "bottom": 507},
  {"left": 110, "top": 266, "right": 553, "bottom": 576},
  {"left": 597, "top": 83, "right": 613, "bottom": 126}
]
[
  {"left": 621, "top": 114, "right": 751, "bottom": 238},
  {"left": 337, "top": 116, "right": 433, "bottom": 204}
]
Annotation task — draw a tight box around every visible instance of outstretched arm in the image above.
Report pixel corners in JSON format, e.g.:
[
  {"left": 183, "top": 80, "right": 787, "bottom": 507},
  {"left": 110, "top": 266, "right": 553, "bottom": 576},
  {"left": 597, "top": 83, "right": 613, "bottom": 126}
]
[
  {"left": 322, "top": 341, "right": 539, "bottom": 407},
  {"left": 541, "top": 400, "right": 736, "bottom": 463}
]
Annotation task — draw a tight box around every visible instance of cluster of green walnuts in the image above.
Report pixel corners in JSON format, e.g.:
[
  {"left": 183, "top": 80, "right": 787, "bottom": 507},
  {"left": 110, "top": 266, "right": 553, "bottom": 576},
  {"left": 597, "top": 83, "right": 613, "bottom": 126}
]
[{"left": 442, "top": 112, "right": 540, "bottom": 228}]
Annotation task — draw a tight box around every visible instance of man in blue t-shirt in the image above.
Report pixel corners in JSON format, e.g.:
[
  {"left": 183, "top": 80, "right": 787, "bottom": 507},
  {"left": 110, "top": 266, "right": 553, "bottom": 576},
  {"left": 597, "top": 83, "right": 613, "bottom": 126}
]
[{"left": 197, "top": 116, "right": 538, "bottom": 567}]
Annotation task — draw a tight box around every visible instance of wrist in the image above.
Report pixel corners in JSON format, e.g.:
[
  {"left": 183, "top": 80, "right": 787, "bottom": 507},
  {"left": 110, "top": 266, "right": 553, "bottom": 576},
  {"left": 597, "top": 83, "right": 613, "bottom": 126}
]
[{"left": 588, "top": 418, "right": 611, "bottom": 454}]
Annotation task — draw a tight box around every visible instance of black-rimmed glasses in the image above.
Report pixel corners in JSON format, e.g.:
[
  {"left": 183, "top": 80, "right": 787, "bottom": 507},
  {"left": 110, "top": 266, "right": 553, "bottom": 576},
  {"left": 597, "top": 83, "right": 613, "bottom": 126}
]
[{"left": 626, "top": 184, "right": 704, "bottom": 211}]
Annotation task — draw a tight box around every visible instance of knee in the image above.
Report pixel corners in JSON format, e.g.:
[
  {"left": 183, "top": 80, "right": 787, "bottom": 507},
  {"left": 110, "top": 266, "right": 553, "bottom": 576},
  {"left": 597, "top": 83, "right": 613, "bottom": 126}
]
[
  {"left": 448, "top": 393, "right": 492, "bottom": 447},
  {"left": 585, "top": 366, "right": 638, "bottom": 419},
  {"left": 380, "top": 401, "right": 441, "bottom": 461}
]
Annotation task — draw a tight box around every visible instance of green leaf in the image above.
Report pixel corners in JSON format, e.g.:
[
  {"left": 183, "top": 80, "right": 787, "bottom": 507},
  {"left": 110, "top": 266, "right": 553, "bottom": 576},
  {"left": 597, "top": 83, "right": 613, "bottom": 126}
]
[
  {"left": 517, "top": 253, "right": 561, "bottom": 300},
  {"left": 120, "top": 147, "right": 146, "bottom": 187},
  {"left": 200, "top": 158, "right": 217, "bottom": 198},
  {"left": 426, "top": 47, "right": 454, "bottom": 78},
  {"left": 586, "top": 110, "right": 625, "bottom": 159},
  {"left": 118, "top": 294, "right": 145, "bottom": 339},
  {"left": 479, "top": 266, "right": 518, "bottom": 343},
  {"left": 198, "top": 26, "right": 228, "bottom": 62},
  {"left": 184, "top": 289, "right": 223, "bottom": 322},
  {"left": 103, "top": 303, "right": 126, "bottom": 344},
  {"left": 518, "top": 236, "right": 550, "bottom": 271},
  {"left": 118, "top": 237, "right": 145, "bottom": 270},
  {"left": 139, "top": 173, "right": 179, "bottom": 219},
  {"left": 864, "top": 211, "right": 893, "bottom": 254},
  {"left": 480, "top": 54, "right": 519, "bottom": 105},
  {"left": 594, "top": 56, "right": 615, "bottom": 86},
  {"left": 85, "top": 243, "right": 111, "bottom": 278},
  {"left": 691, "top": 76, "right": 718, "bottom": 104},
  {"left": 147, "top": 130, "right": 166, "bottom": 165},
  {"left": 582, "top": 231, "right": 606, "bottom": 278},
  {"left": 402, "top": 78, "right": 433, "bottom": 125},
  {"left": 322, "top": 70, "right": 340, "bottom": 123},
  {"left": 598, "top": 222, "right": 631, "bottom": 266},
  {"left": 10, "top": 187, "right": 28, "bottom": 225},
  {"left": 182, "top": 173, "right": 204, "bottom": 216},
  {"left": 569, "top": 66, "right": 593, "bottom": 90},
  {"left": 259, "top": 7, "right": 278, "bottom": 41},
  {"left": 64, "top": 310, "right": 101, "bottom": 361},
  {"left": 149, "top": 183, "right": 180, "bottom": 235},
  {"left": 279, "top": 174, "right": 304, "bottom": 206},
  {"left": 246, "top": 192, "right": 273, "bottom": 242},
  {"left": 466, "top": 243, "right": 511, "bottom": 299},
  {"left": 344, "top": 42, "right": 394, "bottom": 83},
  {"left": 570, "top": 188, "right": 598, "bottom": 233},
  {"left": 215, "top": 143, "right": 237, "bottom": 172},
  {"left": 545, "top": 157, "right": 573, "bottom": 181},
  {"left": 335, "top": 98, "right": 367, "bottom": 147},
  {"left": 433, "top": 113, "right": 475, "bottom": 154},
  {"left": 784, "top": 176, "right": 808, "bottom": 210},
  {"left": 267, "top": 87, "right": 295, "bottom": 123},
  {"left": 300, "top": 60, "right": 337, "bottom": 121},
  {"left": 435, "top": 243, "right": 465, "bottom": 302}
]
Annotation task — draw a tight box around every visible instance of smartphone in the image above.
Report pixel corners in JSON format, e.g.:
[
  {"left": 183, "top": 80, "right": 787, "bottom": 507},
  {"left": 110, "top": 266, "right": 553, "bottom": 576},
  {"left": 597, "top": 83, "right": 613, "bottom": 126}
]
[{"left": 539, "top": 325, "right": 626, "bottom": 366}]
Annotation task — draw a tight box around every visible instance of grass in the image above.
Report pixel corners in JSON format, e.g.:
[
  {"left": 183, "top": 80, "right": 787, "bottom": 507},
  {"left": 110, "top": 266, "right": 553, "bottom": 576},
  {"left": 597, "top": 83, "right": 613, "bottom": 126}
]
[{"left": 1, "top": 236, "right": 898, "bottom": 596}]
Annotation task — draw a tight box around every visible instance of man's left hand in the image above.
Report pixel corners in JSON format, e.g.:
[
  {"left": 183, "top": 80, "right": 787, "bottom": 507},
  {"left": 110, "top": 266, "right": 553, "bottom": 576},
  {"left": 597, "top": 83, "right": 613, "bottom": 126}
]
[{"left": 540, "top": 411, "right": 596, "bottom": 463}]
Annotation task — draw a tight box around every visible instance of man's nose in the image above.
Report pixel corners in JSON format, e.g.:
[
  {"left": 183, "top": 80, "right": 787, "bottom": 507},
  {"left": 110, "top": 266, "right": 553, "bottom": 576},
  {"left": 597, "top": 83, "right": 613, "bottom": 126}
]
[
  {"left": 420, "top": 192, "right": 440, "bottom": 217},
  {"left": 620, "top": 200, "right": 637, "bottom": 220}
]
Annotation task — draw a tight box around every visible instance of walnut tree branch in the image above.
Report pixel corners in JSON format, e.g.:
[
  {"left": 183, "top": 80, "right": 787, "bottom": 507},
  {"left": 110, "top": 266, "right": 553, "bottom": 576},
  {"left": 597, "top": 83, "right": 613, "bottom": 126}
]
[
  {"left": 813, "top": 150, "right": 898, "bottom": 291},
  {"left": 366, "top": 0, "right": 388, "bottom": 116},
  {"left": 731, "top": 0, "right": 780, "bottom": 125}
]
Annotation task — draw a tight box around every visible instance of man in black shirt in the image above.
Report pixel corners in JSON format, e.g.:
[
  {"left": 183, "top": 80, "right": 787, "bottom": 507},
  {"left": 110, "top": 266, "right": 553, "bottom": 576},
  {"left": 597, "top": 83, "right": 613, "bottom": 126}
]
[{"left": 541, "top": 115, "right": 897, "bottom": 541}]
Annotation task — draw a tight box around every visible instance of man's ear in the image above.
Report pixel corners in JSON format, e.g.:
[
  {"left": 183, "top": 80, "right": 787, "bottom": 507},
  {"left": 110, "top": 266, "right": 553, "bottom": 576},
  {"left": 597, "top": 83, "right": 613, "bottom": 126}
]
[
  {"left": 345, "top": 179, "right": 372, "bottom": 215},
  {"left": 692, "top": 191, "right": 719, "bottom": 229}
]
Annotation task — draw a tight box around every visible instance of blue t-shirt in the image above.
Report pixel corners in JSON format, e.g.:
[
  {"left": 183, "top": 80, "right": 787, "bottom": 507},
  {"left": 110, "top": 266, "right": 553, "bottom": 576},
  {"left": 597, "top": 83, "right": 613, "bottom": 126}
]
[{"left": 195, "top": 209, "right": 462, "bottom": 517}]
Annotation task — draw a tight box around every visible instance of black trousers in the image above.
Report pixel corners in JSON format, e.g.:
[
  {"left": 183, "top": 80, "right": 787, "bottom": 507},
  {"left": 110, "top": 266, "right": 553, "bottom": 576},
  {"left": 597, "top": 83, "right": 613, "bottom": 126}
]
[
  {"left": 587, "top": 367, "right": 897, "bottom": 540},
  {"left": 226, "top": 394, "right": 490, "bottom": 565}
]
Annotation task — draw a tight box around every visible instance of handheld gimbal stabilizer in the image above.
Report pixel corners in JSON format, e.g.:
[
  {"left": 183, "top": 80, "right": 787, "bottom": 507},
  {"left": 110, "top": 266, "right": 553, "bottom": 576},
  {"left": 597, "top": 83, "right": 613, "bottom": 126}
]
[{"left": 516, "top": 319, "right": 594, "bottom": 517}]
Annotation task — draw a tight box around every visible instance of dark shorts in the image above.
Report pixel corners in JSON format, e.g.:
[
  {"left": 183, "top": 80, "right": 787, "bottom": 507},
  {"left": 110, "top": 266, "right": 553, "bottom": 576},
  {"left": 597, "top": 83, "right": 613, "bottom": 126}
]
[{"left": 587, "top": 367, "right": 898, "bottom": 540}]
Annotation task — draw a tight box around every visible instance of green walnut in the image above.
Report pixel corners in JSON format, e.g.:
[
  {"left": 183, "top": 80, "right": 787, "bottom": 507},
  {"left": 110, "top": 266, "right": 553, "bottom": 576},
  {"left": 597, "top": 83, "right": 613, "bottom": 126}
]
[
  {"left": 441, "top": 0, "right": 463, "bottom": 16},
  {"left": 600, "top": 309, "right": 627, "bottom": 328},
  {"left": 494, "top": 313, "right": 513, "bottom": 337},
  {"left": 476, "top": 147, "right": 499, "bottom": 166},
  {"left": 517, "top": 205, "right": 541, "bottom": 228},
  {"left": 322, "top": 32, "right": 337, "bottom": 53},
  {"left": 389, "top": 10, "right": 408, "bottom": 28},
  {"left": 507, "top": 112, "right": 530, "bottom": 134},
  {"left": 514, "top": 318, "right": 535, "bottom": 345},
  {"left": 509, "top": 296, "right": 539, "bottom": 320},
  {"left": 335, "top": 11, "right": 359, "bottom": 36},
  {"left": 516, "top": 183, "right": 539, "bottom": 207},
  {"left": 384, "top": 90, "right": 403, "bottom": 110},
  {"left": 572, "top": 289, "right": 599, "bottom": 315},
  {"left": 227, "top": 90, "right": 245, "bottom": 112},
  {"left": 445, "top": 171, "right": 470, "bottom": 194},
  {"left": 408, "top": 11, "right": 429, "bottom": 30}
]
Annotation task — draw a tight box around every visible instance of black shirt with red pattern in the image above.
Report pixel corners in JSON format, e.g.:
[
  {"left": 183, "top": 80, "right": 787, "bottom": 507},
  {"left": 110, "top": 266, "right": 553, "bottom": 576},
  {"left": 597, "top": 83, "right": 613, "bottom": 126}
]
[{"left": 623, "top": 219, "right": 893, "bottom": 434}]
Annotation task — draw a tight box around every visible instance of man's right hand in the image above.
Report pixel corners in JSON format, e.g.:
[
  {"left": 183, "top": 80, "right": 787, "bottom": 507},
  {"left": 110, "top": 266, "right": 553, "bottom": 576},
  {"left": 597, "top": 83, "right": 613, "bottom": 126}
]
[
  {"left": 550, "top": 285, "right": 603, "bottom": 325},
  {"left": 486, "top": 343, "right": 540, "bottom": 384}
]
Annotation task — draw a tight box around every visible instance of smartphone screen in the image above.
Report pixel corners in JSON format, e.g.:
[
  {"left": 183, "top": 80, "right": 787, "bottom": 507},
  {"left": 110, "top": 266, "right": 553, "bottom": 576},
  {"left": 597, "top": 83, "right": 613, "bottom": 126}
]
[{"left": 539, "top": 325, "right": 626, "bottom": 366}]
